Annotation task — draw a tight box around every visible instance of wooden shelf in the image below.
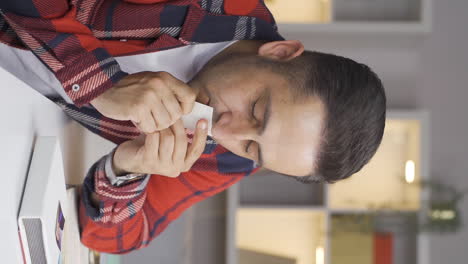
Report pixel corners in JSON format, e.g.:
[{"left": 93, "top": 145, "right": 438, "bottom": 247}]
[
  {"left": 330, "top": 208, "right": 419, "bottom": 215},
  {"left": 268, "top": 0, "right": 432, "bottom": 34},
  {"left": 239, "top": 171, "right": 324, "bottom": 206},
  {"left": 236, "top": 208, "right": 327, "bottom": 264},
  {"left": 330, "top": 213, "right": 419, "bottom": 264},
  {"left": 239, "top": 204, "right": 327, "bottom": 211},
  {"left": 278, "top": 22, "right": 431, "bottom": 34}
]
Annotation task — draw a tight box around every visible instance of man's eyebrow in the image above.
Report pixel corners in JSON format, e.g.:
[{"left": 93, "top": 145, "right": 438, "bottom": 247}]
[{"left": 257, "top": 89, "right": 272, "bottom": 167}]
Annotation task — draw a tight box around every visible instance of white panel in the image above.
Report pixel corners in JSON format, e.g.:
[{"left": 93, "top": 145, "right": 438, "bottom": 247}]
[
  {"left": 236, "top": 209, "right": 326, "bottom": 264},
  {"left": 265, "top": 0, "right": 331, "bottom": 23},
  {"left": 328, "top": 119, "right": 422, "bottom": 210}
]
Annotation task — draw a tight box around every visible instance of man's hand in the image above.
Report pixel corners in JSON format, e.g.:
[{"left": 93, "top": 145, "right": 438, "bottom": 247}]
[
  {"left": 112, "top": 119, "right": 208, "bottom": 177},
  {"left": 91, "top": 72, "right": 198, "bottom": 133}
]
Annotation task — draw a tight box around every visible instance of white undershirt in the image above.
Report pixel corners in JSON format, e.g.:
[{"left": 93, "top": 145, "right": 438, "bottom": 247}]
[{"left": 0, "top": 41, "right": 236, "bottom": 104}]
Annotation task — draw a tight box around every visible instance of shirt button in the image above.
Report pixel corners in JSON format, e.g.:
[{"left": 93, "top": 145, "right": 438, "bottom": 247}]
[
  {"left": 120, "top": 39, "right": 128, "bottom": 42},
  {"left": 72, "top": 84, "right": 80, "bottom": 92}
]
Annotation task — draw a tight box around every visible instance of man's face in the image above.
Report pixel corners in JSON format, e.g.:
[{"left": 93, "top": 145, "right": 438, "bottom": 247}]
[{"left": 190, "top": 55, "right": 325, "bottom": 177}]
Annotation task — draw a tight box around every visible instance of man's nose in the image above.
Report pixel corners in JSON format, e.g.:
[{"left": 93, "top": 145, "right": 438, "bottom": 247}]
[{"left": 211, "top": 111, "right": 257, "bottom": 140}]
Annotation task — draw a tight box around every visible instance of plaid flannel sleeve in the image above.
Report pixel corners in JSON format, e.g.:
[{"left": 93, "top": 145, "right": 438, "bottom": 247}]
[
  {"left": 0, "top": 0, "right": 127, "bottom": 106},
  {"left": 79, "top": 152, "right": 152, "bottom": 253},
  {"left": 79, "top": 146, "right": 260, "bottom": 254}
]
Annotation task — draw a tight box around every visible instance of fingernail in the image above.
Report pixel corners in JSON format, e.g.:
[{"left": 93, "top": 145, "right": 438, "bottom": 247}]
[{"left": 198, "top": 120, "right": 207, "bottom": 130}]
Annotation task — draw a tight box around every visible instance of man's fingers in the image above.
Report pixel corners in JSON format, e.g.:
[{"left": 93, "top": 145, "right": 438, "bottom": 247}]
[
  {"left": 171, "top": 119, "right": 188, "bottom": 170},
  {"left": 152, "top": 99, "right": 172, "bottom": 130},
  {"left": 136, "top": 111, "right": 158, "bottom": 134},
  {"left": 144, "top": 132, "right": 160, "bottom": 157},
  {"left": 168, "top": 78, "right": 196, "bottom": 115},
  {"left": 159, "top": 127, "right": 175, "bottom": 161},
  {"left": 184, "top": 119, "right": 208, "bottom": 171},
  {"left": 162, "top": 93, "right": 183, "bottom": 123}
]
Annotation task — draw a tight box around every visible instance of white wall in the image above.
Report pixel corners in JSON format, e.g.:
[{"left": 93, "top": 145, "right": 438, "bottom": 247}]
[
  {"left": 237, "top": 209, "right": 324, "bottom": 264},
  {"left": 283, "top": 0, "right": 468, "bottom": 263},
  {"left": 418, "top": 1, "right": 468, "bottom": 263},
  {"left": 329, "top": 120, "right": 421, "bottom": 210}
]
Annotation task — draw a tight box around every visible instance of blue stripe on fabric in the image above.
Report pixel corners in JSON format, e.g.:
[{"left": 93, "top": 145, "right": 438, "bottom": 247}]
[
  {"left": 109, "top": 68, "right": 127, "bottom": 83},
  {"left": 177, "top": 175, "right": 198, "bottom": 193},
  {"left": 202, "top": 136, "right": 217, "bottom": 154},
  {"left": 89, "top": 215, "right": 145, "bottom": 241},
  {"left": 92, "top": 47, "right": 110, "bottom": 61},
  {"left": 216, "top": 151, "right": 255, "bottom": 175},
  {"left": 127, "top": 201, "right": 136, "bottom": 219},
  {"left": 245, "top": 19, "right": 252, "bottom": 40},
  {"left": 81, "top": 163, "right": 102, "bottom": 219},
  {"left": 47, "top": 33, "right": 71, "bottom": 48},
  {"left": 191, "top": 15, "right": 238, "bottom": 43},
  {"left": 178, "top": 175, "right": 210, "bottom": 197},
  {"left": 77, "top": 119, "right": 103, "bottom": 137},
  {"left": 105, "top": 0, "right": 119, "bottom": 38},
  {"left": 116, "top": 225, "right": 124, "bottom": 252},
  {"left": 91, "top": 48, "right": 127, "bottom": 83},
  {"left": 116, "top": 246, "right": 138, "bottom": 254},
  {"left": 0, "top": 18, "right": 9, "bottom": 32},
  {"left": 149, "top": 216, "right": 167, "bottom": 237},
  {"left": 160, "top": 5, "right": 188, "bottom": 27},
  {"left": 53, "top": 97, "right": 104, "bottom": 119},
  {"left": 251, "top": 17, "right": 284, "bottom": 41},
  {"left": 198, "top": 0, "right": 208, "bottom": 10},
  {"left": 0, "top": 0, "right": 40, "bottom": 18},
  {"left": 190, "top": 14, "right": 284, "bottom": 43},
  {"left": 148, "top": 175, "right": 241, "bottom": 238},
  {"left": 52, "top": 99, "right": 137, "bottom": 139}
]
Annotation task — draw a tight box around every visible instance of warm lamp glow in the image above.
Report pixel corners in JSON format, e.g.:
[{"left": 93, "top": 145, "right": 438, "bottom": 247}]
[
  {"left": 431, "top": 210, "right": 456, "bottom": 220},
  {"left": 316, "top": 246, "right": 324, "bottom": 264},
  {"left": 265, "top": 0, "right": 331, "bottom": 23},
  {"left": 405, "top": 160, "right": 415, "bottom": 183}
]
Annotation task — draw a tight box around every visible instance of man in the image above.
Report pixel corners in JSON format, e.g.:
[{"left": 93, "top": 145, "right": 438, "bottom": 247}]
[{"left": 0, "top": 0, "right": 386, "bottom": 254}]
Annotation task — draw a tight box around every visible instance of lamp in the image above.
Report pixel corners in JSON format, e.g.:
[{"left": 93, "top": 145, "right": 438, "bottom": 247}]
[
  {"left": 405, "top": 160, "right": 415, "bottom": 183},
  {"left": 315, "top": 246, "right": 324, "bottom": 264}
]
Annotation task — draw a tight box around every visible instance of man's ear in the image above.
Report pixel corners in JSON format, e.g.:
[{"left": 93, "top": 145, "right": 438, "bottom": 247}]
[{"left": 258, "top": 40, "right": 305, "bottom": 61}]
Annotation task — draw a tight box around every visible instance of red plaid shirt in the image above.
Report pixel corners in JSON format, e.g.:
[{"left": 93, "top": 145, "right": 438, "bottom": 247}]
[{"left": 1, "top": 0, "right": 282, "bottom": 254}]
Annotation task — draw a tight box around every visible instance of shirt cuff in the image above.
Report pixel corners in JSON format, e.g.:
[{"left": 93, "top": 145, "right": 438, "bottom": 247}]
[
  {"left": 55, "top": 47, "right": 128, "bottom": 107},
  {"left": 81, "top": 152, "right": 150, "bottom": 223},
  {"left": 104, "top": 147, "right": 149, "bottom": 187}
]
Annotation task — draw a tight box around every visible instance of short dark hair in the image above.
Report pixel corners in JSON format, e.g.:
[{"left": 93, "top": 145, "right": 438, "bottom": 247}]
[{"left": 271, "top": 51, "right": 387, "bottom": 183}]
